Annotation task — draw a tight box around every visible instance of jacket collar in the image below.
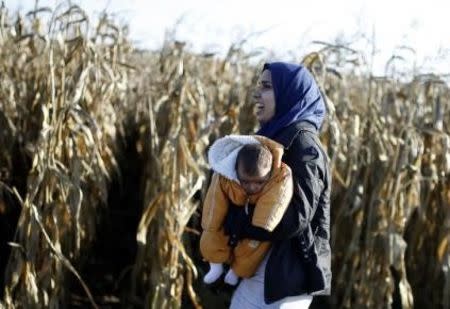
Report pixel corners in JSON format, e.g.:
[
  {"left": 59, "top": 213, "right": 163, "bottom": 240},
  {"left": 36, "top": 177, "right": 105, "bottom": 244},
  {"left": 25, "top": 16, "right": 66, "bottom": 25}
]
[{"left": 273, "top": 121, "right": 318, "bottom": 150}]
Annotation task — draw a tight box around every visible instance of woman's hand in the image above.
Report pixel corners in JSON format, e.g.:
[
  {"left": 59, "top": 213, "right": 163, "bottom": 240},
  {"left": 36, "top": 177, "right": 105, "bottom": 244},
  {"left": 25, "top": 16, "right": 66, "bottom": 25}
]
[
  {"left": 224, "top": 203, "right": 274, "bottom": 242},
  {"left": 223, "top": 204, "right": 248, "bottom": 247}
]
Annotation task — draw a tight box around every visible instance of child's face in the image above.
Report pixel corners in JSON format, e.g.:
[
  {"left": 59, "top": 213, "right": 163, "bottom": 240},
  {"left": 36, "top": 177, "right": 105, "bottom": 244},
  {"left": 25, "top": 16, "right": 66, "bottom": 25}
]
[{"left": 237, "top": 164, "right": 271, "bottom": 195}]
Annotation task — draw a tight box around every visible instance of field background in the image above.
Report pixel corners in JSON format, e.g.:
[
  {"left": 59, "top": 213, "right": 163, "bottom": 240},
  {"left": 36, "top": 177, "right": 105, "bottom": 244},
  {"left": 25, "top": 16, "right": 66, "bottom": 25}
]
[{"left": 0, "top": 4, "right": 449, "bottom": 309}]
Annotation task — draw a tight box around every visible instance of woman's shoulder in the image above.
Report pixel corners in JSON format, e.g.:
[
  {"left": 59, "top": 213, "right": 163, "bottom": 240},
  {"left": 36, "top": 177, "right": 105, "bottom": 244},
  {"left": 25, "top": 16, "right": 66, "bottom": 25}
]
[
  {"left": 274, "top": 122, "right": 323, "bottom": 158},
  {"left": 278, "top": 125, "right": 330, "bottom": 183},
  {"left": 284, "top": 129, "right": 324, "bottom": 165}
]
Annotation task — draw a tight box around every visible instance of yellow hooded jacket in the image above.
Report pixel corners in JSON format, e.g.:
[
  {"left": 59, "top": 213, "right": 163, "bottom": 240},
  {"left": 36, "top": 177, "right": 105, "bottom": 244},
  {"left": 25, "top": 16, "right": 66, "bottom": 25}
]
[{"left": 200, "top": 135, "right": 293, "bottom": 277}]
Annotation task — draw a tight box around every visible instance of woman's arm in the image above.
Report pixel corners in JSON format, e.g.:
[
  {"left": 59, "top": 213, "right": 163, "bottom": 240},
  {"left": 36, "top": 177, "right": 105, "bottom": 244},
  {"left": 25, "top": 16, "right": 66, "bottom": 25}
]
[
  {"left": 242, "top": 161, "right": 322, "bottom": 241},
  {"left": 270, "top": 160, "right": 322, "bottom": 240},
  {"left": 242, "top": 133, "right": 325, "bottom": 241}
]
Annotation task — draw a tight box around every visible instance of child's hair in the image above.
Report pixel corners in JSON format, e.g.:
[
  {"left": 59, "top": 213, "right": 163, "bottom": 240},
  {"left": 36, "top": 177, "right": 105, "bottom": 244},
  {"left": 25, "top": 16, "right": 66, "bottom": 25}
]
[{"left": 236, "top": 144, "right": 273, "bottom": 177}]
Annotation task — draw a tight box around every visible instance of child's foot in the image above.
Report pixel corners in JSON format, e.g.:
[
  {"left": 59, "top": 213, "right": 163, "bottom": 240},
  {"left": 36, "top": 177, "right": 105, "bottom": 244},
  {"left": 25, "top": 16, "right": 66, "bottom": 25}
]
[
  {"left": 224, "top": 269, "right": 239, "bottom": 285},
  {"left": 203, "top": 263, "right": 224, "bottom": 284}
]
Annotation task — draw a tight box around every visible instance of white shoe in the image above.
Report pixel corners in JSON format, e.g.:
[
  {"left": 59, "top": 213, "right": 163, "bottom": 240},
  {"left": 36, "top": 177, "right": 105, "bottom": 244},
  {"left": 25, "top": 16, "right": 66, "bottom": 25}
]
[
  {"left": 224, "top": 269, "right": 239, "bottom": 285},
  {"left": 203, "top": 263, "right": 224, "bottom": 284}
]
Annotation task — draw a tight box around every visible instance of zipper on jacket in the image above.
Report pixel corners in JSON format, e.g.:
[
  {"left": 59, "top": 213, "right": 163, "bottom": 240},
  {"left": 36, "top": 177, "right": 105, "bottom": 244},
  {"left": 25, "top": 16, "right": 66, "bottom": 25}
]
[{"left": 244, "top": 197, "right": 250, "bottom": 215}]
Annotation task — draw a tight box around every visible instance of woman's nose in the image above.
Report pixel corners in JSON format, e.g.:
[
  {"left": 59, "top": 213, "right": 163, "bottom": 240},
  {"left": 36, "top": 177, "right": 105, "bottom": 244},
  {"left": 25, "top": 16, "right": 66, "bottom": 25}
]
[{"left": 253, "top": 89, "right": 261, "bottom": 101}]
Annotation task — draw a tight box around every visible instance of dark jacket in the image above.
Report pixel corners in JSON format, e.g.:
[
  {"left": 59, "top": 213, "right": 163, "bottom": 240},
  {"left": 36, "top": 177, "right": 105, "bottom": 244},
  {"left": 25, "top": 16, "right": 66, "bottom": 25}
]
[{"left": 224, "top": 121, "right": 332, "bottom": 304}]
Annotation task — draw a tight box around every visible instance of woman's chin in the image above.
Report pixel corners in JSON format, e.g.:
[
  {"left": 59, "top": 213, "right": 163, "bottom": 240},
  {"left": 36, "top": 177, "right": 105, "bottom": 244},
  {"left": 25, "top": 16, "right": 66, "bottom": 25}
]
[
  {"left": 257, "top": 118, "right": 268, "bottom": 126},
  {"left": 255, "top": 113, "right": 265, "bottom": 123}
]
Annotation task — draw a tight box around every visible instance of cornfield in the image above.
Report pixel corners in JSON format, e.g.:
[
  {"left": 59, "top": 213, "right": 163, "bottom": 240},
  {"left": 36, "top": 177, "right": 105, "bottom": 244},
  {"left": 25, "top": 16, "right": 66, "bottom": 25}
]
[{"left": 0, "top": 4, "right": 449, "bottom": 309}]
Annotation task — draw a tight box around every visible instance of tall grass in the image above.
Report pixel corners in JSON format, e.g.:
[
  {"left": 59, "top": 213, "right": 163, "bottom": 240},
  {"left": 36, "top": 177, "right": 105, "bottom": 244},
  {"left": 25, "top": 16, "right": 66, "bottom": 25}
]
[{"left": 0, "top": 4, "right": 449, "bottom": 309}]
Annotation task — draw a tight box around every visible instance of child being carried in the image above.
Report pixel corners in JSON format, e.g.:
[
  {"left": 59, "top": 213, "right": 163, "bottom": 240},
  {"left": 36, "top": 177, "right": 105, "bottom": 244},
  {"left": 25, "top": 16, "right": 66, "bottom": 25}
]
[{"left": 200, "top": 135, "right": 293, "bottom": 285}]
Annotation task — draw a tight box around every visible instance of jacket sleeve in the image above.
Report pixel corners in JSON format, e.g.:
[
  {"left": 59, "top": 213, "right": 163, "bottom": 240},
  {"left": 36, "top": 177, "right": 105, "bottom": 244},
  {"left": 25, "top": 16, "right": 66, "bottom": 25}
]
[
  {"left": 270, "top": 160, "right": 322, "bottom": 240},
  {"left": 201, "top": 173, "right": 229, "bottom": 231},
  {"left": 251, "top": 165, "right": 293, "bottom": 232}
]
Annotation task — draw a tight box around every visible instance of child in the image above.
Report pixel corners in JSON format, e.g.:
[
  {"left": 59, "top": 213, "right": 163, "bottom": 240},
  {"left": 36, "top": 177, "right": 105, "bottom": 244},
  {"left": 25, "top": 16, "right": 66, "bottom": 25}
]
[{"left": 200, "top": 135, "right": 293, "bottom": 285}]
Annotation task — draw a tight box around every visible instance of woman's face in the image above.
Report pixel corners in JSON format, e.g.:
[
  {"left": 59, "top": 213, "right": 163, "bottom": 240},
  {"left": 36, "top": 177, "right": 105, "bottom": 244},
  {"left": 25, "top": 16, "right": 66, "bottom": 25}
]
[{"left": 254, "top": 69, "right": 276, "bottom": 124}]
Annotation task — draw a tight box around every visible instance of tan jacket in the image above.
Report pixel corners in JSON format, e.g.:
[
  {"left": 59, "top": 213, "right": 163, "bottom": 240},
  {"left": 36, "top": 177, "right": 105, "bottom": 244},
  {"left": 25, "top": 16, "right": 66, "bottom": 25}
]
[{"left": 200, "top": 135, "right": 294, "bottom": 276}]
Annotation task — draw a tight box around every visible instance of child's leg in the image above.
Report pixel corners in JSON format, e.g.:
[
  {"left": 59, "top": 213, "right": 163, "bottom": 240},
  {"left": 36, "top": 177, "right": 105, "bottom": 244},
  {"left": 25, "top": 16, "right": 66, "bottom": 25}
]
[
  {"left": 204, "top": 262, "right": 224, "bottom": 284},
  {"left": 232, "top": 239, "right": 271, "bottom": 278},
  {"left": 200, "top": 229, "right": 232, "bottom": 263},
  {"left": 200, "top": 229, "right": 231, "bottom": 284}
]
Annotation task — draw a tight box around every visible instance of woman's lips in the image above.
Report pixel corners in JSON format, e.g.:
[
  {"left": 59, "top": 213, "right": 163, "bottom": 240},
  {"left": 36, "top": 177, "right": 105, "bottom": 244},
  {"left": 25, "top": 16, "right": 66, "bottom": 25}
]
[{"left": 255, "top": 102, "right": 264, "bottom": 115}]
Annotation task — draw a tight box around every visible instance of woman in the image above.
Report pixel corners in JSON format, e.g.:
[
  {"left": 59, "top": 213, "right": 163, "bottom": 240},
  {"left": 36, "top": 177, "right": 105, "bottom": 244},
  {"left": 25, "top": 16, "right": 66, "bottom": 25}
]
[{"left": 225, "top": 62, "right": 332, "bottom": 308}]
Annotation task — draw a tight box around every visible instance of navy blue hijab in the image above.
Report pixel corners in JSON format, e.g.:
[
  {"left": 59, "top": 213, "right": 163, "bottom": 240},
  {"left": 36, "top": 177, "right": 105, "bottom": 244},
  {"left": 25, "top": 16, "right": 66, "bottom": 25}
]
[{"left": 256, "top": 62, "right": 326, "bottom": 138}]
